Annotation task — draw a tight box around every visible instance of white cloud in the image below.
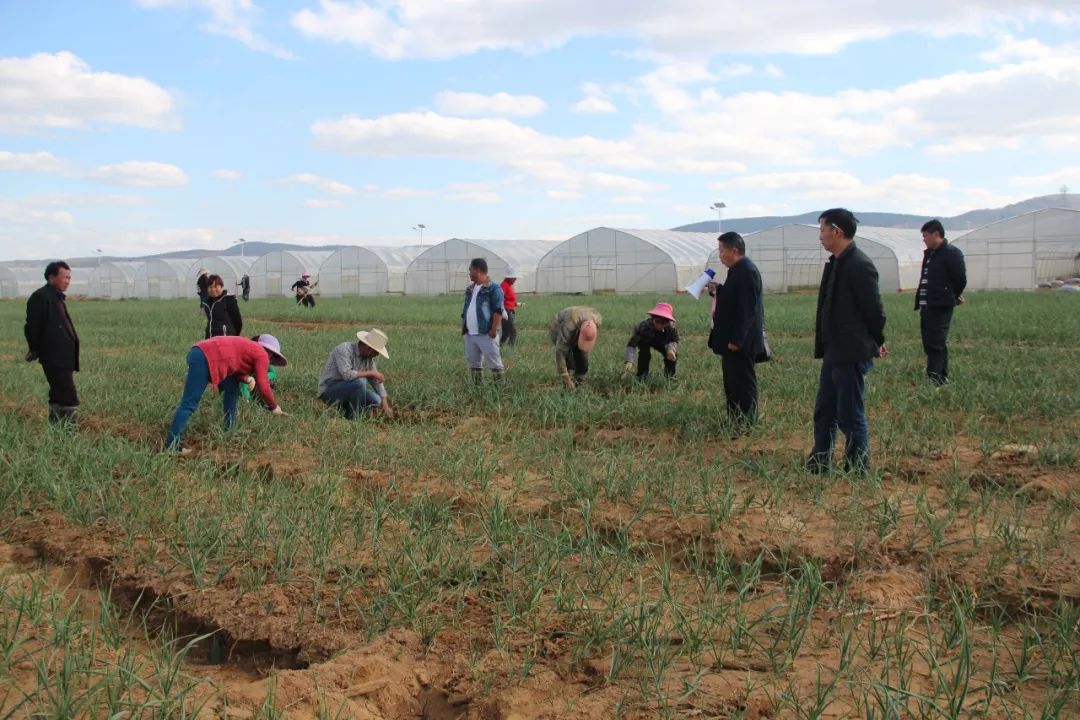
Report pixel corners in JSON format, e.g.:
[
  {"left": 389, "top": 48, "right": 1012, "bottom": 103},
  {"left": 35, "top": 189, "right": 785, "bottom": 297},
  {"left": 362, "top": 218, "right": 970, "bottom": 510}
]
[
  {"left": 114, "top": 227, "right": 217, "bottom": 254},
  {"left": 0, "top": 52, "right": 178, "bottom": 133},
  {"left": 571, "top": 81, "right": 617, "bottom": 114},
  {"left": 0, "top": 151, "right": 69, "bottom": 174},
  {"left": 135, "top": 0, "right": 293, "bottom": 58},
  {"left": 713, "top": 171, "right": 952, "bottom": 213},
  {"left": 0, "top": 198, "right": 74, "bottom": 226},
  {"left": 434, "top": 91, "right": 546, "bottom": 117},
  {"left": 764, "top": 63, "right": 784, "bottom": 78},
  {"left": 280, "top": 172, "right": 354, "bottom": 195},
  {"left": 291, "top": 0, "right": 1074, "bottom": 60},
  {"left": 1010, "top": 166, "right": 1080, "bottom": 188},
  {"left": 91, "top": 161, "right": 189, "bottom": 187},
  {"left": 980, "top": 34, "right": 1054, "bottom": 63},
  {"left": 571, "top": 96, "right": 617, "bottom": 114},
  {"left": 304, "top": 198, "right": 344, "bottom": 208},
  {"left": 446, "top": 182, "right": 501, "bottom": 204},
  {"left": 546, "top": 189, "right": 582, "bottom": 199},
  {"left": 585, "top": 172, "right": 665, "bottom": 194},
  {"left": 612, "top": 195, "right": 645, "bottom": 204},
  {"left": 213, "top": 168, "right": 242, "bottom": 179}
]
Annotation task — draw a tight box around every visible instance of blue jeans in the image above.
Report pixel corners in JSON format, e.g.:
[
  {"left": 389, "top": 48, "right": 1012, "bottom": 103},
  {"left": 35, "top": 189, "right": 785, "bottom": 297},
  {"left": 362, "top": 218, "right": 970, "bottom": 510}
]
[
  {"left": 810, "top": 358, "right": 872, "bottom": 472},
  {"left": 320, "top": 378, "right": 381, "bottom": 419},
  {"left": 165, "top": 347, "right": 240, "bottom": 449}
]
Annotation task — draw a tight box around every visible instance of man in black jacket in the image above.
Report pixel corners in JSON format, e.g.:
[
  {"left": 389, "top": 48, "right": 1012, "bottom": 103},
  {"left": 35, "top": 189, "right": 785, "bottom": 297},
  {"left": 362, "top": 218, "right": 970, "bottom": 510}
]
[
  {"left": 24, "top": 261, "right": 80, "bottom": 427},
  {"left": 807, "top": 209, "right": 887, "bottom": 474},
  {"left": 916, "top": 219, "right": 966, "bottom": 384},
  {"left": 708, "top": 232, "right": 765, "bottom": 429}
]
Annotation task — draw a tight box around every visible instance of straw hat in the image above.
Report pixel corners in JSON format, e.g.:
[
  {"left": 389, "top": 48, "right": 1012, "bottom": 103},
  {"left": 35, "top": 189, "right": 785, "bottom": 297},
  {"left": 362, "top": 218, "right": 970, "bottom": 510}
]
[
  {"left": 647, "top": 302, "right": 676, "bottom": 322},
  {"left": 577, "top": 319, "right": 598, "bottom": 352},
  {"left": 255, "top": 334, "right": 288, "bottom": 366},
  {"left": 356, "top": 328, "right": 390, "bottom": 359},
  {"left": 504, "top": 267, "right": 517, "bottom": 279}
]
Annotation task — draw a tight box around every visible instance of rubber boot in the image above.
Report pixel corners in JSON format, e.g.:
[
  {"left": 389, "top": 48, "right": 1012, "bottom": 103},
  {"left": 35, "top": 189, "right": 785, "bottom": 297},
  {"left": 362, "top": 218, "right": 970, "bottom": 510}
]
[
  {"left": 48, "top": 403, "right": 62, "bottom": 426},
  {"left": 470, "top": 369, "right": 483, "bottom": 386},
  {"left": 491, "top": 370, "right": 504, "bottom": 385},
  {"left": 57, "top": 405, "right": 79, "bottom": 430}
]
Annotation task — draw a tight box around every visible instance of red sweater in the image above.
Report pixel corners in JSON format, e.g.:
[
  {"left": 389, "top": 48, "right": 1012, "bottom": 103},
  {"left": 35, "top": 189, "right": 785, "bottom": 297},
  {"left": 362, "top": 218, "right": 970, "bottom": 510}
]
[
  {"left": 500, "top": 280, "right": 517, "bottom": 312},
  {"left": 195, "top": 336, "right": 277, "bottom": 409}
]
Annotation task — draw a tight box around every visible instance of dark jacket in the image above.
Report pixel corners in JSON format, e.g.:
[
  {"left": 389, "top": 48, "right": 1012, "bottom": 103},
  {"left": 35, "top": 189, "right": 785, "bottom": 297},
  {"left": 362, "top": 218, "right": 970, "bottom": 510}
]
[
  {"left": 709, "top": 256, "right": 765, "bottom": 359},
  {"left": 814, "top": 243, "right": 886, "bottom": 363},
  {"left": 914, "top": 241, "right": 966, "bottom": 310},
  {"left": 205, "top": 292, "right": 243, "bottom": 338},
  {"left": 24, "top": 284, "right": 80, "bottom": 371}
]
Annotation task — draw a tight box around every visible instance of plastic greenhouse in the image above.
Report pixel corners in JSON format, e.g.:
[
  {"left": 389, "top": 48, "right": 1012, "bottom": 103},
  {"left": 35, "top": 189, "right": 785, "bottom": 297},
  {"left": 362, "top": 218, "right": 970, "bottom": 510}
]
[
  {"left": 247, "top": 251, "right": 333, "bottom": 298},
  {"left": 534, "top": 228, "right": 716, "bottom": 294},
  {"left": 0, "top": 266, "right": 41, "bottom": 299},
  {"left": 87, "top": 261, "right": 142, "bottom": 299},
  {"left": 705, "top": 224, "right": 925, "bottom": 293},
  {"left": 188, "top": 256, "right": 254, "bottom": 290},
  {"left": 133, "top": 259, "right": 196, "bottom": 299},
  {"left": 953, "top": 208, "right": 1080, "bottom": 290},
  {"left": 319, "top": 246, "right": 423, "bottom": 296},
  {"left": 404, "top": 240, "right": 558, "bottom": 295}
]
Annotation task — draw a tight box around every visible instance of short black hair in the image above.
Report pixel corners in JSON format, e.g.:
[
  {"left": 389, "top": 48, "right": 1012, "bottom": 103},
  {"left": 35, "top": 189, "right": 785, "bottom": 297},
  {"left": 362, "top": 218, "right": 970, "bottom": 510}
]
[
  {"left": 207, "top": 274, "right": 225, "bottom": 286},
  {"left": 44, "top": 261, "right": 70, "bottom": 280},
  {"left": 718, "top": 231, "right": 745, "bottom": 255},
  {"left": 920, "top": 219, "right": 945, "bottom": 238},
  {"left": 818, "top": 208, "right": 857, "bottom": 239},
  {"left": 469, "top": 257, "right": 488, "bottom": 273}
]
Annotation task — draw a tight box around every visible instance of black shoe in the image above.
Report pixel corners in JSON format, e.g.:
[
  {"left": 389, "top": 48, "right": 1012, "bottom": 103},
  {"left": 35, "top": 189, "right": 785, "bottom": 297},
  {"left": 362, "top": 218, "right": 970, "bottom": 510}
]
[{"left": 805, "top": 454, "right": 831, "bottom": 475}]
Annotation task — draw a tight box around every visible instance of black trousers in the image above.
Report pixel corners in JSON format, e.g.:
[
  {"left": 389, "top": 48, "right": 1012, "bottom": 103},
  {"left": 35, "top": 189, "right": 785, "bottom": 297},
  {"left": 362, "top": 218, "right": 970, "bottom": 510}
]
[
  {"left": 920, "top": 306, "right": 953, "bottom": 383},
  {"left": 565, "top": 347, "right": 589, "bottom": 380},
  {"left": 721, "top": 351, "right": 757, "bottom": 423},
  {"left": 42, "top": 366, "right": 79, "bottom": 407},
  {"left": 501, "top": 311, "right": 517, "bottom": 347},
  {"left": 636, "top": 344, "right": 676, "bottom": 378},
  {"left": 296, "top": 294, "right": 315, "bottom": 307}
]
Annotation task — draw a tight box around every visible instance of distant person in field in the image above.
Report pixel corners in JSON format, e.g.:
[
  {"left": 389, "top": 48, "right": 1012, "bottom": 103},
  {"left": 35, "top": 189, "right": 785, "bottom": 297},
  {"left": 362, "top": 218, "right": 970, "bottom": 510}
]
[
  {"left": 499, "top": 268, "right": 519, "bottom": 349},
  {"left": 709, "top": 231, "right": 766, "bottom": 430},
  {"left": 204, "top": 274, "right": 243, "bottom": 338},
  {"left": 165, "top": 334, "right": 288, "bottom": 452},
  {"left": 624, "top": 302, "right": 679, "bottom": 380},
  {"left": 806, "top": 208, "right": 887, "bottom": 475},
  {"left": 549, "top": 306, "right": 602, "bottom": 388},
  {"left": 317, "top": 329, "right": 394, "bottom": 419},
  {"left": 239, "top": 273, "right": 251, "bottom": 301},
  {"left": 916, "top": 219, "right": 966, "bottom": 385},
  {"left": 291, "top": 272, "right": 316, "bottom": 308},
  {"left": 196, "top": 268, "right": 211, "bottom": 318},
  {"left": 24, "top": 261, "right": 80, "bottom": 428},
  {"left": 461, "top": 258, "right": 505, "bottom": 385}
]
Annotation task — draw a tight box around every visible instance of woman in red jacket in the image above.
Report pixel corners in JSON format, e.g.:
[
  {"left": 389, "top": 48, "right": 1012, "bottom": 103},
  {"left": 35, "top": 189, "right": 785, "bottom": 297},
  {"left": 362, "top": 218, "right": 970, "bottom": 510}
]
[{"left": 165, "top": 334, "right": 287, "bottom": 451}]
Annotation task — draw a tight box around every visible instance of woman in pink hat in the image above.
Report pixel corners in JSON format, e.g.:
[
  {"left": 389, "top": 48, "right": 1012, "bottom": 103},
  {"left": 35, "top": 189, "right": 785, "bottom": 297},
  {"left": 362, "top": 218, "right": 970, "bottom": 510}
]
[
  {"left": 624, "top": 302, "right": 680, "bottom": 380},
  {"left": 165, "top": 334, "right": 288, "bottom": 451}
]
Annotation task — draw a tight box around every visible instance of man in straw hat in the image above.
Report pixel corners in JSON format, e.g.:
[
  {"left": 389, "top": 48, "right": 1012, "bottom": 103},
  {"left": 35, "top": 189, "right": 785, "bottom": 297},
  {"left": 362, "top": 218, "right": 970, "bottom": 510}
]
[
  {"left": 165, "top": 334, "right": 288, "bottom": 452},
  {"left": 317, "top": 329, "right": 394, "bottom": 419},
  {"left": 549, "top": 306, "right": 602, "bottom": 388},
  {"left": 624, "top": 301, "right": 680, "bottom": 380}
]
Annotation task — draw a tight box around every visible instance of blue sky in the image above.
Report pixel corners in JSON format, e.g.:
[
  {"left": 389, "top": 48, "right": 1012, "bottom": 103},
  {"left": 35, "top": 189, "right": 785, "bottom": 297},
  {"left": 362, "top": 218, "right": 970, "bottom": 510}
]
[{"left": 1, "top": 1, "right": 1078, "bottom": 260}]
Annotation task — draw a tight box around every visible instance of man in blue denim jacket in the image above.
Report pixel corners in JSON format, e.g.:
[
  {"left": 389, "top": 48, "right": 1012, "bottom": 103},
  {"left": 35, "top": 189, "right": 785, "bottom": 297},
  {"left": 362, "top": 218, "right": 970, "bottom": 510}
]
[{"left": 461, "top": 258, "right": 505, "bottom": 384}]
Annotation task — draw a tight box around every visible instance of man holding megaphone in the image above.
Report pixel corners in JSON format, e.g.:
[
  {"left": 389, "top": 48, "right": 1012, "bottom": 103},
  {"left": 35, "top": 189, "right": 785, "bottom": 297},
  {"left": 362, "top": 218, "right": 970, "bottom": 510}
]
[{"left": 708, "top": 232, "right": 765, "bottom": 433}]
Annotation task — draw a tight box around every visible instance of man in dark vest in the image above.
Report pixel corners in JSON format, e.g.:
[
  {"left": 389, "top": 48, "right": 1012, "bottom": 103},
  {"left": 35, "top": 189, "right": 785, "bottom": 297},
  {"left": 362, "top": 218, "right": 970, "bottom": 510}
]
[
  {"left": 24, "top": 261, "right": 81, "bottom": 427},
  {"left": 708, "top": 231, "right": 765, "bottom": 432},
  {"left": 916, "top": 219, "right": 966, "bottom": 384},
  {"left": 807, "top": 209, "right": 887, "bottom": 475}
]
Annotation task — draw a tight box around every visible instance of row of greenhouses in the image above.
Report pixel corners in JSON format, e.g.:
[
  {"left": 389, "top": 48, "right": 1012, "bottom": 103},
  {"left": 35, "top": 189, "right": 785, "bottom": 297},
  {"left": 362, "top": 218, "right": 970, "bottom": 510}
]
[{"left": 3, "top": 208, "right": 1077, "bottom": 299}]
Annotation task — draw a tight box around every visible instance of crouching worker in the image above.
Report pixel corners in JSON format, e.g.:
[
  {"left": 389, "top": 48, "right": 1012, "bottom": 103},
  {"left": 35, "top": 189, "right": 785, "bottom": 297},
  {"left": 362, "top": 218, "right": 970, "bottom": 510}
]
[
  {"left": 318, "top": 329, "right": 393, "bottom": 419},
  {"left": 624, "top": 302, "right": 679, "bottom": 380},
  {"left": 165, "top": 334, "right": 287, "bottom": 451},
  {"left": 550, "top": 306, "right": 602, "bottom": 388}
]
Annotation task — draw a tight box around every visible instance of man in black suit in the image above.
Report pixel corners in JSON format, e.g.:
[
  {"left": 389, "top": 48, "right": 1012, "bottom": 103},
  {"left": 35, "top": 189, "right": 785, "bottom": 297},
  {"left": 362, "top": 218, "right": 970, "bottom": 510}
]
[
  {"left": 24, "top": 261, "right": 81, "bottom": 427},
  {"left": 708, "top": 231, "right": 765, "bottom": 431},
  {"left": 807, "top": 209, "right": 887, "bottom": 475},
  {"left": 916, "top": 219, "right": 966, "bottom": 384}
]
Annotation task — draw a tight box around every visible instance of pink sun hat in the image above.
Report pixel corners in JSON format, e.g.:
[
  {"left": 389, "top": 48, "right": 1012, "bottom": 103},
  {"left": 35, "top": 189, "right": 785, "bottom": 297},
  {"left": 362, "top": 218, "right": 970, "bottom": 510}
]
[{"left": 647, "top": 302, "right": 676, "bottom": 322}]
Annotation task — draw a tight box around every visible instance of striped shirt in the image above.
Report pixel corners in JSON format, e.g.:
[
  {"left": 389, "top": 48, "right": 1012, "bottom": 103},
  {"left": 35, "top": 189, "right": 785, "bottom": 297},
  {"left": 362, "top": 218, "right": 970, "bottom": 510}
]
[{"left": 317, "top": 342, "right": 387, "bottom": 399}]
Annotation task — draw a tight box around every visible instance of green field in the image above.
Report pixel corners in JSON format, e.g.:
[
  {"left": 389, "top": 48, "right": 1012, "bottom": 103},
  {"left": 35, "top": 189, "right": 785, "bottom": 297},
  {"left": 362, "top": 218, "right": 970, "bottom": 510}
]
[{"left": 0, "top": 291, "right": 1077, "bottom": 718}]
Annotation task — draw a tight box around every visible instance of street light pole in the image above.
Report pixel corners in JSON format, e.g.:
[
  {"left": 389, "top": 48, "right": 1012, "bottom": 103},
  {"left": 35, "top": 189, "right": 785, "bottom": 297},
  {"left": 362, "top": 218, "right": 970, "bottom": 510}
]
[
  {"left": 239, "top": 238, "right": 246, "bottom": 257},
  {"left": 95, "top": 248, "right": 102, "bottom": 268},
  {"left": 710, "top": 202, "right": 727, "bottom": 234},
  {"left": 413, "top": 224, "right": 426, "bottom": 246}
]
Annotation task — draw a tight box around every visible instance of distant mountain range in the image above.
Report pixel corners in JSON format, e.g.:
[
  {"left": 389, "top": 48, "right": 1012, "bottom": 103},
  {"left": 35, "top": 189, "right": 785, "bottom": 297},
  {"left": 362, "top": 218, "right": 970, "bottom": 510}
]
[
  {"left": 673, "top": 193, "right": 1079, "bottom": 234},
  {"left": 5, "top": 193, "right": 1076, "bottom": 267}
]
